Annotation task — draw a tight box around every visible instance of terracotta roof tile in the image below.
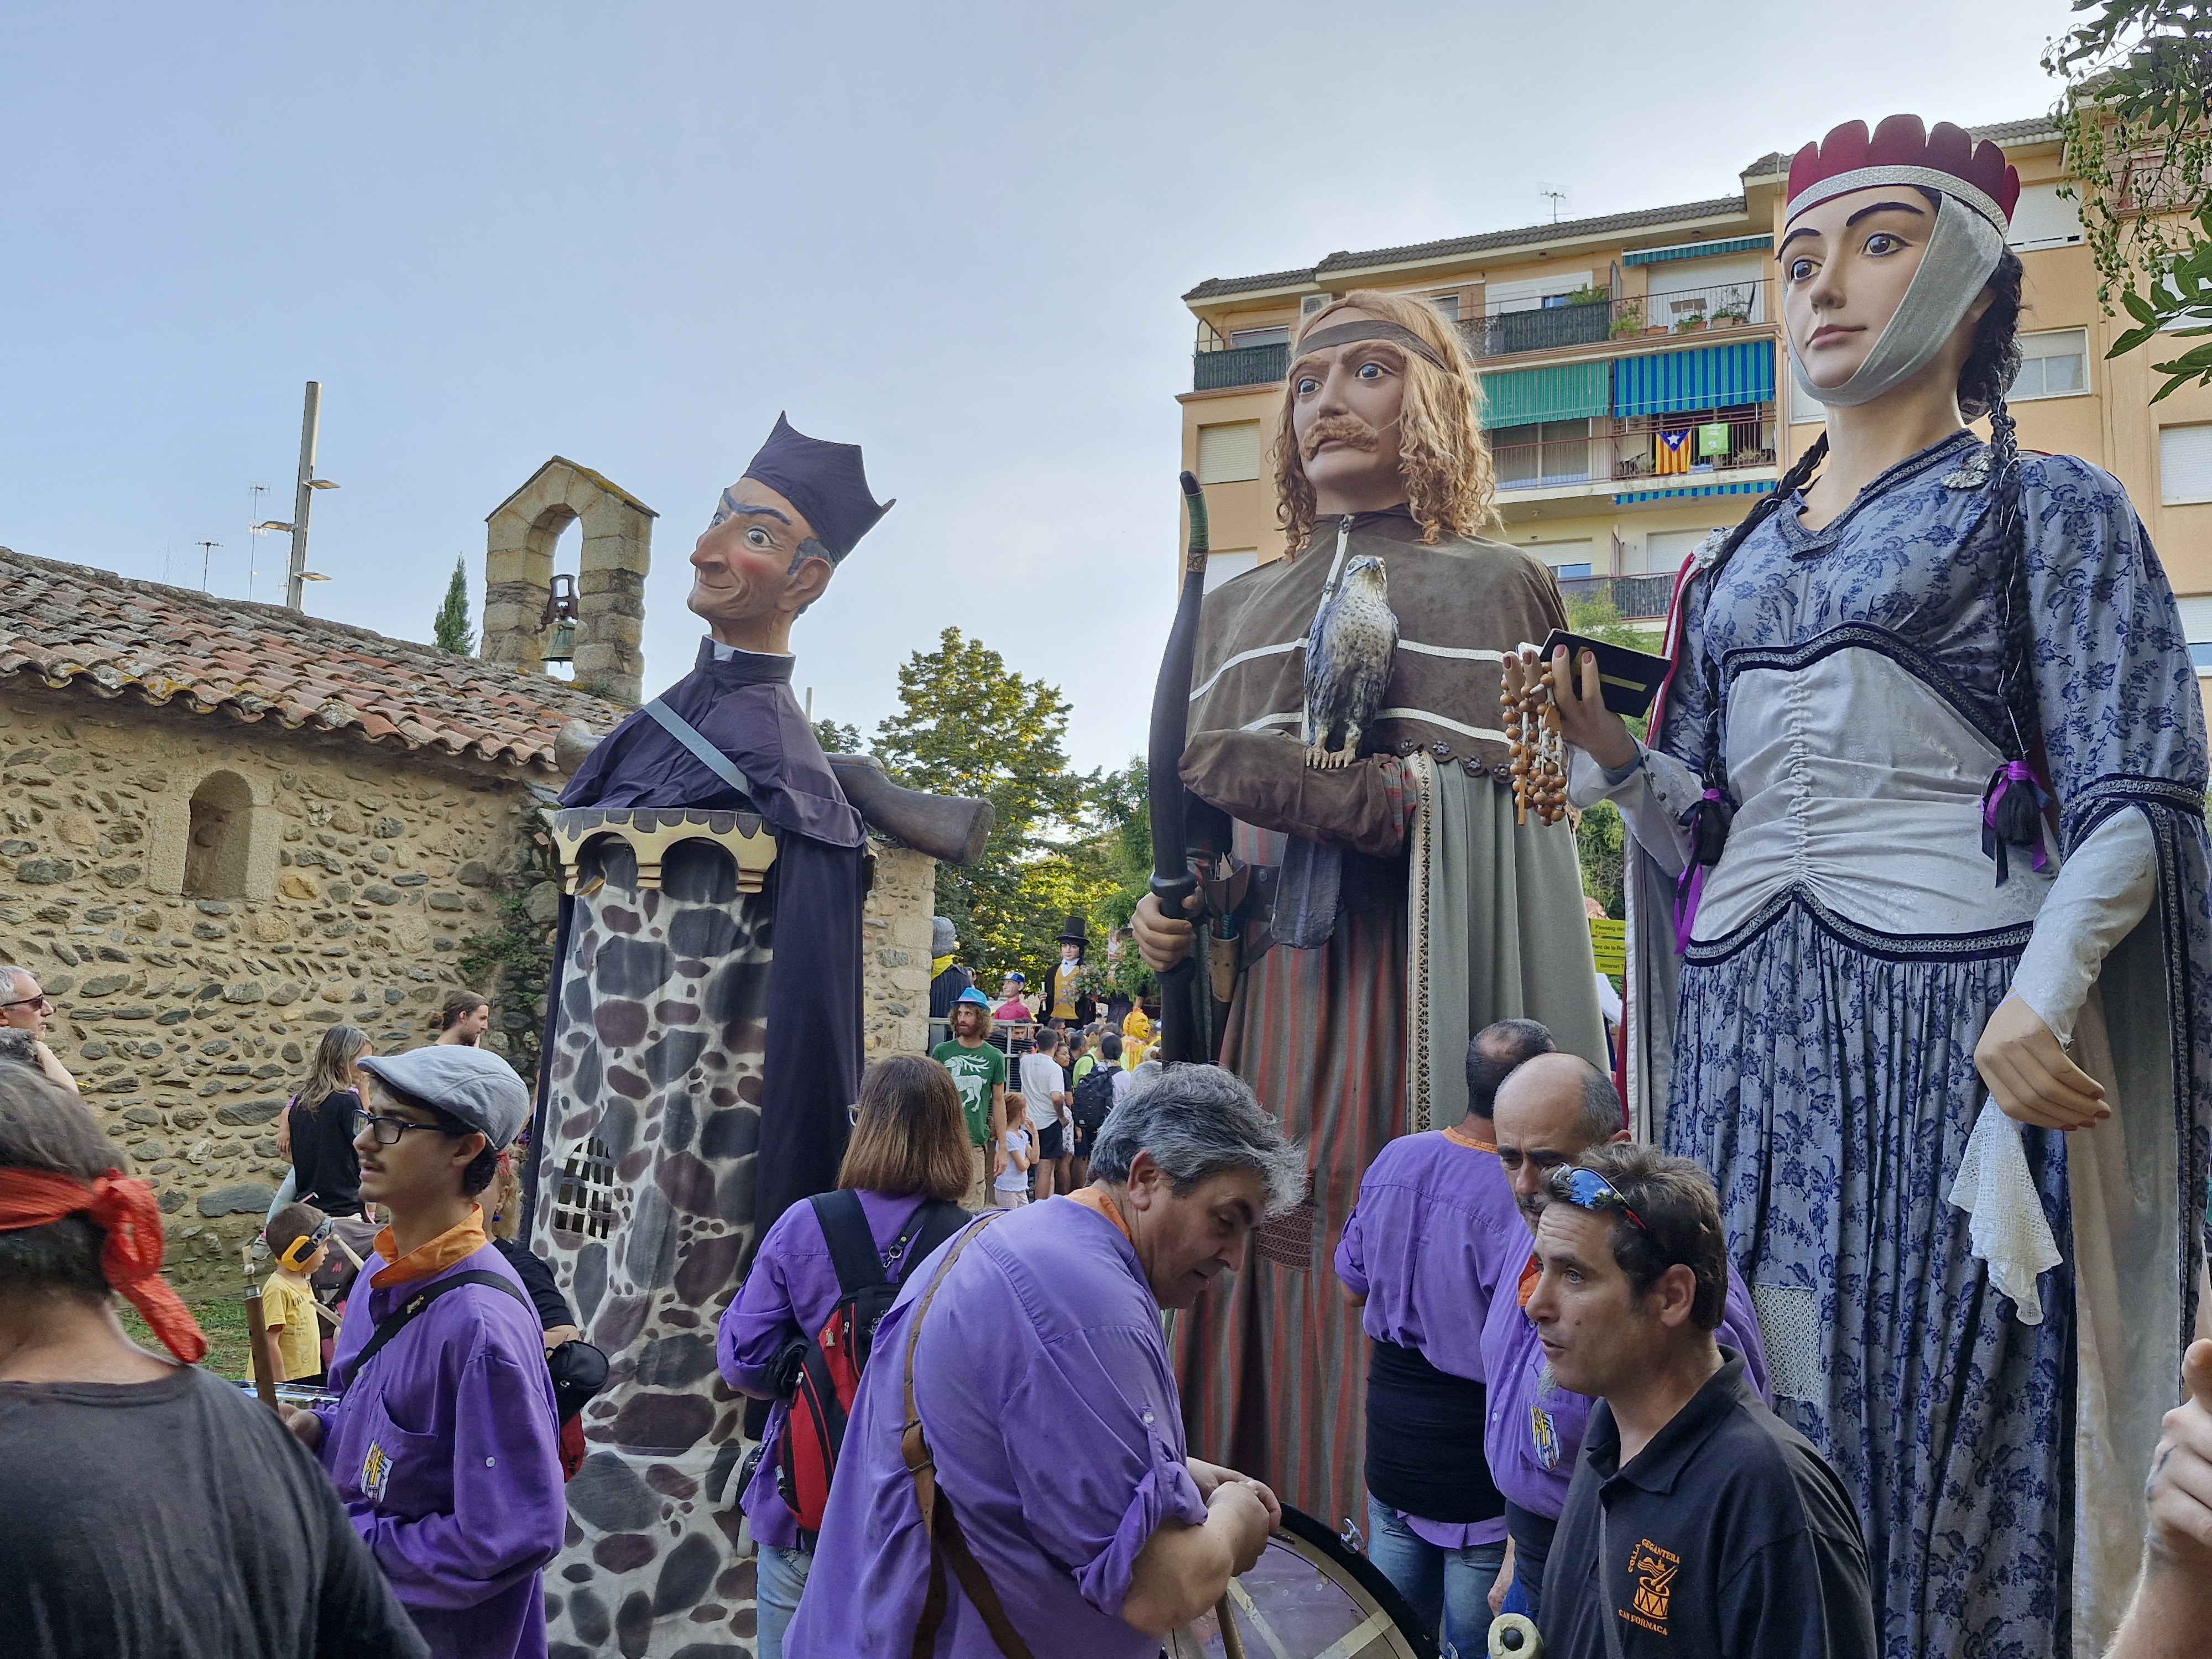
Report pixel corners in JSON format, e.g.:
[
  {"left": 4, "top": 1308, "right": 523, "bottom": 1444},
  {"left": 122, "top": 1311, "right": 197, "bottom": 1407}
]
[{"left": 0, "top": 547, "right": 619, "bottom": 773}]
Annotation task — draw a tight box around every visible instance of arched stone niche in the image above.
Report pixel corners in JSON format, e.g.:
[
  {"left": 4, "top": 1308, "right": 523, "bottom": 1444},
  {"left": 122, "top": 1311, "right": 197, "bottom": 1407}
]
[
  {"left": 481, "top": 456, "right": 655, "bottom": 705},
  {"left": 145, "top": 765, "right": 279, "bottom": 901}
]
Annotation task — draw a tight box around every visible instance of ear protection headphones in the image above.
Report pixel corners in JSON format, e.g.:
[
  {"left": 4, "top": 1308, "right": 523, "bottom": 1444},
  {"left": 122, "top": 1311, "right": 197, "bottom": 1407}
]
[{"left": 278, "top": 1216, "right": 336, "bottom": 1272}]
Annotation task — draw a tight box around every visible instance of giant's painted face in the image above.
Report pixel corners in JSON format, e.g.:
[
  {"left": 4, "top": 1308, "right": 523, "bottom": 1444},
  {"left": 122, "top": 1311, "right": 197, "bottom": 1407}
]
[
  {"left": 1781, "top": 186, "right": 1938, "bottom": 393},
  {"left": 1287, "top": 309, "right": 1410, "bottom": 503},
  {"left": 687, "top": 476, "right": 832, "bottom": 633}
]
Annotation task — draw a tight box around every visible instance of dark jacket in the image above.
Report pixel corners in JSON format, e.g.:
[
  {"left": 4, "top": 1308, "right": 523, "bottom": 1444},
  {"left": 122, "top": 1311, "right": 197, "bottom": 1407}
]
[{"left": 290, "top": 1089, "right": 363, "bottom": 1217}]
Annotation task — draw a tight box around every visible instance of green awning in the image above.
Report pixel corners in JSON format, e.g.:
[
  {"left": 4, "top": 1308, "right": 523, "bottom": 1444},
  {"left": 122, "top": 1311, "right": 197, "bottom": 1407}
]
[
  {"left": 1622, "top": 235, "right": 1773, "bottom": 267},
  {"left": 1480, "top": 361, "right": 1610, "bottom": 430}
]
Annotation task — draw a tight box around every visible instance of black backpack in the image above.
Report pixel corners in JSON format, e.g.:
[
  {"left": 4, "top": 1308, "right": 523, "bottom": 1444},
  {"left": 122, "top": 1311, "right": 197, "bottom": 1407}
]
[
  {"left": 773, "top": 1191, "right": 969, "bottom": 1540},
  {"left": 1070, "top": 1064, "right": 1118, "bottom": 1141}
]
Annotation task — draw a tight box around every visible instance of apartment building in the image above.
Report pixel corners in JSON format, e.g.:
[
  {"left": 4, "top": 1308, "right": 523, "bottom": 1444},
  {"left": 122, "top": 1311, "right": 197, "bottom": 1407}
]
[{"left": 1176, "top": 117, "right": 2212, "bottom": 695}]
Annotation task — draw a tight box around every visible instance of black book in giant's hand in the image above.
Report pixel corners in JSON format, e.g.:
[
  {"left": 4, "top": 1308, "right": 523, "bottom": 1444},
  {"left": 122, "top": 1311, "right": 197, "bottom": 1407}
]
[{"left": 1538, "top": 629, "right": 1674, "bottom": 718}]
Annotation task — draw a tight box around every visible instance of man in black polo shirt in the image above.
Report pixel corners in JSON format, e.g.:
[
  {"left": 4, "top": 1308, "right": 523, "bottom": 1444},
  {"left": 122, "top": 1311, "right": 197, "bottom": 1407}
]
[{"left": 1531, "top": 1144, "right": 1875, "bottom": 1659}]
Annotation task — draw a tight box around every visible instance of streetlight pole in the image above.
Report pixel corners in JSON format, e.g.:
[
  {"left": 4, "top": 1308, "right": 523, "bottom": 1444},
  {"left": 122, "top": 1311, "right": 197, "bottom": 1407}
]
[{"left": 284, "top": 381, "right": 339, "bottom": 610}]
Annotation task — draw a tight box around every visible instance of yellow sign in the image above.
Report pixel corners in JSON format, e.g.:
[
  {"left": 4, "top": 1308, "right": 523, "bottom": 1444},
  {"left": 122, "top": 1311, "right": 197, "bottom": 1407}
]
[{"left": 1589, "top": 917, "right": 1626, "bottom": 975}]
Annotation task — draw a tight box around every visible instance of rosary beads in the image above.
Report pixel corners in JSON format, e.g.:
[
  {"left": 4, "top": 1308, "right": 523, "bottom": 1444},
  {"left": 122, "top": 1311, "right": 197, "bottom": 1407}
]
[{"left": 1500, "top": 657, "right": 1568, "bottom": 827}]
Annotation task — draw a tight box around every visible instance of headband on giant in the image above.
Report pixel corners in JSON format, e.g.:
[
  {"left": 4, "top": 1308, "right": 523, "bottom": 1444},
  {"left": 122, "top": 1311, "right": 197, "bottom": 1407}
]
[
  {"left": 1289, "top": 320, "right": 1450, "bottom": 373},
  {"left": 1786, "top": 116, "right": 2019, "bottom": 232}
]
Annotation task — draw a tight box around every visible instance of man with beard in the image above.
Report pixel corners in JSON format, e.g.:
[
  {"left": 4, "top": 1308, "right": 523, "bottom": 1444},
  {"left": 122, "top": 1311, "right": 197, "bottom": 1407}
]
[{"left": 1135, "top": 291, "right": 1605, "bottom": 1525}]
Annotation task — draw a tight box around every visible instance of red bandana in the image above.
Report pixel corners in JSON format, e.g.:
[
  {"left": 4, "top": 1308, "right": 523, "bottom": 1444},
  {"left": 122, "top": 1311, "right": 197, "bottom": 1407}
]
[{"left": 0, "top": 1168, "right": 209, "bottom": 1363}]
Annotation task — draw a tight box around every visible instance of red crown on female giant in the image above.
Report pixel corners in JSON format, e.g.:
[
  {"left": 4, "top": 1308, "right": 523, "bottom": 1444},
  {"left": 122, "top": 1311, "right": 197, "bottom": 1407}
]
[{"left": 1787, "top": 115, "right": 2020, "bottom": 230}]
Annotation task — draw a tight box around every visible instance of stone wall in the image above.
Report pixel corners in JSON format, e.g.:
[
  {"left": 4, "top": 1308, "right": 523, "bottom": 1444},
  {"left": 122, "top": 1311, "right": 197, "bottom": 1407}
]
[
  {"left": 0, "top": 685, "right": 547, "bottom": 1288},
  {"left": 862, "top": 844, "right": 935, "bottom": 1060}
]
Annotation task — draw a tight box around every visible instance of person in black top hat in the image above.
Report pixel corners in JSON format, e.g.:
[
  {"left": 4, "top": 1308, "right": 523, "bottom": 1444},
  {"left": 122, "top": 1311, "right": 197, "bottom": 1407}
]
[
  {"left": 1532, "top": 1143, "right": 1875, "bottom": 1659},
  {"left": 1039, "top": 914, "right": 1095, "bottom": 1029}
]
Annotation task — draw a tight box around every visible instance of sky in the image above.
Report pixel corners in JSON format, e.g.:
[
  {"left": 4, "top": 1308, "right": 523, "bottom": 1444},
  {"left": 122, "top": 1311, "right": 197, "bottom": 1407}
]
[{"left": 2, "top": 1, "right": 2081, "bottom": 773}]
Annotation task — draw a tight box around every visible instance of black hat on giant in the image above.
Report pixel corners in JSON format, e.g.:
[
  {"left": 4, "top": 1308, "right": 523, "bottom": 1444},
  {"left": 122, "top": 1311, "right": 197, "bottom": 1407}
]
[
  {"left": 739, "top": 413, "right": 894, "bottom": 561},
  {"left": 1057, "top": 914, "right": 1088, "bottom": 946}
]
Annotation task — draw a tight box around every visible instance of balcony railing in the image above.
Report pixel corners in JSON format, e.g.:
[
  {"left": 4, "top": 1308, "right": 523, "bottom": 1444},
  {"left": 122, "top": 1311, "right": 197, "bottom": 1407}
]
[
  {"left": 1490, "top": 412, "right": 1777, "bottom": 495},
  {"left": 1558, "top": 572, "right": 1677, "bottom": 621},
  {"left": 1189, "top": 278, "right": 1780, "bottom": 389}
]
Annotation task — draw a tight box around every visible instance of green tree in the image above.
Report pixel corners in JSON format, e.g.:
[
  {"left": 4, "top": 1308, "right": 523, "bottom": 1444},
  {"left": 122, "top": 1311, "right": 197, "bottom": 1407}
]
[
  {"left": 432, "top": 556, "right": 474, "bottom": 655},
  {"left": 2047, "top": 2, "right": 2212, "bottom": 398},
  {"left": 1562, "top": 592, "right": 1647, "bottom": 917},
  {"left": 812, "top": 718, "right": 863, "bottom": 755},
  {"left": 872, "top": 627, "right": 1109, "bottom": 979}
]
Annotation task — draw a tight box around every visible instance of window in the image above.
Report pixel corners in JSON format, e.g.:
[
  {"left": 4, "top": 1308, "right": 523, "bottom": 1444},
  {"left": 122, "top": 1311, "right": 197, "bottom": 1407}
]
[
  {"left": 551, "top": 1137, "right": 617, "bottom": 1240},
  {"left": 1527, "top": 539, "right": 1595, "bottom": 581},
  {"left": 2161, "top": 424, "right": 2212, "bottom": 505},
  {"left": 1494, "top": 419, "right": 1593, "bottom": 490},
  {"left": 2007, "top": 183, "right": 2085, "bottom": 252},
  {"left": 1638, "top": 527, "right": 1725, "bottom": 577},
  {"left": 1229, "top": 326, "right": 1290, "bottom": 349},
  {"left": 2177, "top": 596, "right": 2212, "bottom": 672},
  {"left": 2010, "top": 329, "right": 2089, "bottom": 401},
  {"left": 1423, "top": 290, "right": 1462, "bottom": 322},
  {"left": 1485, "top": 272, "right": 1594, "bottom": 314},
  {"left": 1203, "top": 549, "right": 1260, "bottom": 592},
  {"left": 182, "top": 771, "right": 254, "bottom": 900},
  {"left": 1197, "top": 421, "right": 1264, "bottom": 485}
]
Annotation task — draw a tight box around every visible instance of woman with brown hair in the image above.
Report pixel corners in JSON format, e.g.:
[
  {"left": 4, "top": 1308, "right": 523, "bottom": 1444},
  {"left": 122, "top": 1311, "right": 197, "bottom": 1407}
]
[
  {"left": 714, "top": 1053, "right": 974, "bottom": 1659},
  {"left": 286, "top": 1024, "right": 372, "bottom": 1219}
]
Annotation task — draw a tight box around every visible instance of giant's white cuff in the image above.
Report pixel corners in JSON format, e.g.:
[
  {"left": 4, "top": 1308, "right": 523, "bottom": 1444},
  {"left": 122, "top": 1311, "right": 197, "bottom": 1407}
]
[{"left": 1947, "top": 1099, "right": 2062, "bottom": 1324}]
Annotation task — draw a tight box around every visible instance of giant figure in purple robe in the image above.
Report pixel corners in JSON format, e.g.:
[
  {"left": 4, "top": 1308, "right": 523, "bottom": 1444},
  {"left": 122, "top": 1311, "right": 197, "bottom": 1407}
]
[{"left": 526, "top": 417, "right": 899, "bottom": 1655}]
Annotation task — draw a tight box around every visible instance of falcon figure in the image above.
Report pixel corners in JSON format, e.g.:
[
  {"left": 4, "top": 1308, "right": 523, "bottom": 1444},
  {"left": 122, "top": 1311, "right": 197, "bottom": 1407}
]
[{"left": 1302, "top": 554, "right": 1397, "bottom": 769}]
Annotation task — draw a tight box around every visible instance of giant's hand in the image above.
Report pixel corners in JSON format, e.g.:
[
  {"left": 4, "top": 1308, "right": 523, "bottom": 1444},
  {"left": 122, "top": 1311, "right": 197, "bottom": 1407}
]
[
  {"left": 2107, "top": 1339, "right": 2212, "bottom": 1658},
  {"left": 1507, "top": 645, "right": 1639, "bottom": 770},
  {"left": 1134, "top": 892, "right": 1199, "bottom": 972},
  {"left": 1974, "top": 994, "right": 2108, "bottom": 1131}
]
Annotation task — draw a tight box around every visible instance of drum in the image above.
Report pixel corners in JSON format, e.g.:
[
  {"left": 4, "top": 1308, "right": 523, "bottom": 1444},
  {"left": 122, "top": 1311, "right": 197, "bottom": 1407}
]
[{"left": 1167, "top": 1505, "right": 1438, "bottom": 1659}]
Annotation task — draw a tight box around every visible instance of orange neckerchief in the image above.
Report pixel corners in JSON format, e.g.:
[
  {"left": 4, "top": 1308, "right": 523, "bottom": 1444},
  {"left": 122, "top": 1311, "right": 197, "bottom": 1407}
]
[
  {"left": 1065, "top": 1186, "right": 1135, "bottom": 1244},
  {"left": 1443, "top": 1122, "right": 1497, "bottom": 1154},
  {"left": 1516, "top": 1250, "right": 1542, "bottom": 1310},
  {"left": 371, "top": 1206, "right": 488, "bottom": 1290}
]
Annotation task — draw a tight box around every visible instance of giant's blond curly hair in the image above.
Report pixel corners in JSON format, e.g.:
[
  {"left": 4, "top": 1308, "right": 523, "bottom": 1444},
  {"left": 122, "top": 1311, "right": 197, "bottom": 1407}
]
[{"left": 1271, "top": 289, "right": 1496, "bottom": 551}]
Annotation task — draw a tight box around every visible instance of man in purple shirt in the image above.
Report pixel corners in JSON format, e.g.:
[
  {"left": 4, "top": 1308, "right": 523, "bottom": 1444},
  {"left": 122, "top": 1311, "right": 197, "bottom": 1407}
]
[
  {"left": 786, "top": 1065, "right": 1305, "bottom": 1658},
  {"left": 1334, "top": 1018, "right": 1553, "bottom": 1653},
  {"left": 284, "top": 1045, "right": 566, "bottom": 1659},
  {"left": 1481, "top": 1054, "right": 1769, "bottom": 1619}
]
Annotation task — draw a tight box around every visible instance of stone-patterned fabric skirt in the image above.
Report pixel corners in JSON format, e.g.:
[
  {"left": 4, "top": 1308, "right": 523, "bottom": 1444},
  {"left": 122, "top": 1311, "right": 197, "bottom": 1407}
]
[
  {"left": 1173, "top": 902, "right": 1406, "bottom": 1533},
  {"left": 1672, "top": 892, "right": 2072, "bottom": 1659}
]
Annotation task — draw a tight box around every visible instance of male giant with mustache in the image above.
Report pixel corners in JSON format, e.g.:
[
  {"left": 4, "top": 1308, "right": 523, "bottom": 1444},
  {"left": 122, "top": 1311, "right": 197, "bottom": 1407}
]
[{"left": 1135, "top": 291, "right": 1605, "bottom": 1529}]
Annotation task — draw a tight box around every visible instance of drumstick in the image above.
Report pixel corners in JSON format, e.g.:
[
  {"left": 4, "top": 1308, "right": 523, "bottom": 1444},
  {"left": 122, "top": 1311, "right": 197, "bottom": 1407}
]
[{"left": 1215, "top": 1593, "right": 1248, "bottom": 1659}]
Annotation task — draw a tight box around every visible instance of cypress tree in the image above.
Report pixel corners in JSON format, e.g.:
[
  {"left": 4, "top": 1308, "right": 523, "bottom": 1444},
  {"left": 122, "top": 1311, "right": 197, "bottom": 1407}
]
[{"left": 433, "top": 556, "right": 474, "bottom": 655}]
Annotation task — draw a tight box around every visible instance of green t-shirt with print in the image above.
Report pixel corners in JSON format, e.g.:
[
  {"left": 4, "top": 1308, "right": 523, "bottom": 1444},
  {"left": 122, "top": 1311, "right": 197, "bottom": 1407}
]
[{"left": 932, "top": 1038, "right": 1006, "bottom": 1147}]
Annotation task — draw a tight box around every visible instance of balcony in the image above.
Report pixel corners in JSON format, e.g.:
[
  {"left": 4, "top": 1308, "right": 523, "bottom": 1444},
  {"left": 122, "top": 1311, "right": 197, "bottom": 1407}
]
[
  {"left": 1558, "top": 572, "right": 1676, "bottom": 621},
  {"left": 1467, "top": 278, "right": 1775, "bottom": 362},
  {"left": 1490, "top": 410, "right": 1778, "bottom": 500},
  {"left": 1193, "top": 341, "right": 1289, "bottom": 391}
]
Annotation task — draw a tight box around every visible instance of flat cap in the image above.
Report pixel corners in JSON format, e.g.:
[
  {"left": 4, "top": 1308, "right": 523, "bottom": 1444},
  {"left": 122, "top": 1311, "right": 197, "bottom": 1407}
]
[{"left": 359, "top": 1045, "right": 531, "bottom": 1150}]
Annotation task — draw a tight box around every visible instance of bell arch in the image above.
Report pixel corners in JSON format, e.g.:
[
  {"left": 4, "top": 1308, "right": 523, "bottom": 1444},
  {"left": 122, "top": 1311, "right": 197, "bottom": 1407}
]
[{"left": 481, "top": 456, "right": 655, "bottom": 703}]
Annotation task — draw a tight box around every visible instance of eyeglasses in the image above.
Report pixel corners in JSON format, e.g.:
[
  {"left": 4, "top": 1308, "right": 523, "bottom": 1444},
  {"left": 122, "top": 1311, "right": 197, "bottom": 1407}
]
[
  {"left": 350, "top": 1108, "right": 463, "bottom": 1147},
  {"left": 0, "top": 993, "right": 53, "bottom": 1013},
  {"left": 1556, "top": 1166, "right": 1651, "bottom": 1235}
]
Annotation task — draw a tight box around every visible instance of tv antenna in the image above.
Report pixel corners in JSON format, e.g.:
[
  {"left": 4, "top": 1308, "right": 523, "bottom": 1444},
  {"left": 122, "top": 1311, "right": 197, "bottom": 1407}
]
[
  {"left": 1540, "top": 186, "right": 1568, "bottom": 224},
  {"left": 196, "top": 540, "right": 223, "bottom": 592}
]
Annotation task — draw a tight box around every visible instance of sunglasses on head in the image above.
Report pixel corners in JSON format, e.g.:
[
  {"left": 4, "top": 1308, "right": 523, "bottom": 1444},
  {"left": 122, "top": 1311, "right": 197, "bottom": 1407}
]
[{"left": 1556, "top": 1165, "right": 1651, "bottom": 1235}]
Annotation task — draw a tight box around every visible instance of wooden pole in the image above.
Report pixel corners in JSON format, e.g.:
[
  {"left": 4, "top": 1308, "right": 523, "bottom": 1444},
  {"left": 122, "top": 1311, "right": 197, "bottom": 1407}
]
[
  {"left": 240, "top": 1245, "right": 279, "bottom": 1411},
  {"left": 1215, "top": 1593, "right": 1248, "bottom": 1659}
]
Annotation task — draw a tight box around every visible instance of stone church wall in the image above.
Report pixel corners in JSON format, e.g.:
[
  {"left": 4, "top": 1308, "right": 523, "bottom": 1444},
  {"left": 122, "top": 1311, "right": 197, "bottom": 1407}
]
[{"left": 862, "top": 844, "right": 935, "bottom": 1061}]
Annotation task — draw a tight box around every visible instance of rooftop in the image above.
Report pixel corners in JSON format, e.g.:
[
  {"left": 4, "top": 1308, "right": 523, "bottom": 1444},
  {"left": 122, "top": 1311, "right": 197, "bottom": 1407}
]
[
  {"left": 1185, "top": 116, "right": 2063, "bottom": 305},
  {"left": 0, "top": 547, "right": 618, "bottom": 773}
]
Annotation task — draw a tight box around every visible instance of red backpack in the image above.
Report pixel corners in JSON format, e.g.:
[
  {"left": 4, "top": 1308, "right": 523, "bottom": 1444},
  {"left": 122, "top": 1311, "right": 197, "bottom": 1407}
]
[{"left": 776, "top": 1190, "right": 970, "bottom": 1537}]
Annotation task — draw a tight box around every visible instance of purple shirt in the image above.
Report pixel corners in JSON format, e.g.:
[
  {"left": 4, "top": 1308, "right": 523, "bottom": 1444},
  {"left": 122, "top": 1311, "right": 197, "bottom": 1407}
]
[
  {"left": 716, "top": 1188, "right": 946, "bottom": 1549},
  {"left": 314, "top": 1241, "right": 566, "bottom": 1659},
  {"left": 1481, "top": 1244, "right": 1771, "bottom": 1521},
  {"left": 785, "top": 1196, "right": 1210, "bottom": 1658},
  {"left": 1335, "top": 1128, "right": 1526, "bottom": 1550}
]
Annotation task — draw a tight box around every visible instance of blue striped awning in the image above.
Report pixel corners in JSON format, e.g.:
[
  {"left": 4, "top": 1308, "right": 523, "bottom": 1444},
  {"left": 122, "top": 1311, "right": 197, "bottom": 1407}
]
[
  {"left": 1480, "top": 361, "right": 1610, "bottom": 429},
  {"left": 1613, "top": 341, "right": 1775, "bottom": 418},
  {"left": 1614, "top": 480, "right": 1772, "bottom": 505},
  {"left": 1622, "top": 235, "right": 1773, "bottom": 267}
]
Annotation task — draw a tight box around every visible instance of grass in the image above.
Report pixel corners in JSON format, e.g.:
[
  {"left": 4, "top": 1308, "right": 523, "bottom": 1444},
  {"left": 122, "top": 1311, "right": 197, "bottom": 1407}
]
[{"left": 121, "top": 1288, "right": 257, "bottom": 1383}]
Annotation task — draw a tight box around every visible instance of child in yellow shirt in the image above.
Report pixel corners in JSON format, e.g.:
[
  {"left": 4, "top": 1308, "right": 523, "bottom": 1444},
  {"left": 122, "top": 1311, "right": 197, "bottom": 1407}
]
[{"left": 262, "top": 1202, "right": 332, "bottom": 1387}]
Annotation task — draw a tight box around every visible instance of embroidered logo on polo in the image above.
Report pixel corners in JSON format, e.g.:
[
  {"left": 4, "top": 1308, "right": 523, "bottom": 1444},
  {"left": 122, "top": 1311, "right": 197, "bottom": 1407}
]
[
  {"left": 361, "top": 1440, "right": 392, "bottom": 1505},
  {"left": 1530, "top": 1404, "right": 1559, "bottom": 1469},
  {"left": 1624, "top": 1536, "right": 1681, "bottom": 1632}
]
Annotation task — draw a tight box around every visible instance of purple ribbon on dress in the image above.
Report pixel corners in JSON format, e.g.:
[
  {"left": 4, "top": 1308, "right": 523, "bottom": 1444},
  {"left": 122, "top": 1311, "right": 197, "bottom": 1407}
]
[
  {"left": 1672, "top": 787, "right": 1729, "bottom": 951},
  {"left": 1980, "top": 759, "right": 2052, "bottom": 885}
]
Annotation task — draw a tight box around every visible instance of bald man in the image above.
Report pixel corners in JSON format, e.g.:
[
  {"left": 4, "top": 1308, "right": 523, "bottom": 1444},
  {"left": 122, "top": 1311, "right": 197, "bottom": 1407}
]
[{"left": 1480, "top": 1054, "right": 1770, "bottom": 1618}]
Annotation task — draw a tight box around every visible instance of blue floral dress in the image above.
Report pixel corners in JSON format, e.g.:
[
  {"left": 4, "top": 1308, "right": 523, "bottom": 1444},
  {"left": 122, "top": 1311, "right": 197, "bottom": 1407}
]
[{"left": 1585, "top": 429, "right": 2212, "bottom": 1658}]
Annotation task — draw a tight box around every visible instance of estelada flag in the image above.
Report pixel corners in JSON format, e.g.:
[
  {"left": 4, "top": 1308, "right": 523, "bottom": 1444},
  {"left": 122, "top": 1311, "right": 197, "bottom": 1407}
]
[{"left": 1655, "top": 429, "right": 1693, "bottom": 476}]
